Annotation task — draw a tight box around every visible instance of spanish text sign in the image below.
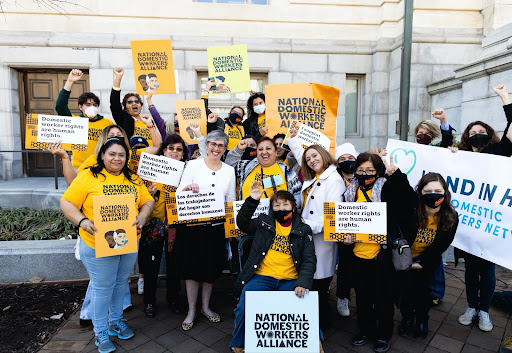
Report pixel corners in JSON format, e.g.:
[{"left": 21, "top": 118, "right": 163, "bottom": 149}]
[
  {"left": 245, "top": 291, "right": 319, "bottom": 353},
  {"left": 265, "top": 83, "right": 340, "bottom": 155},
  {"left": 36, "top": 114, "right": 89, "bottom": 145},
  {"left": 130, "top": 39, "right": 176, "bottom": 95},
  {"left": 176, "top": 189, "right": 226, "bottom": 221},
  {"left": 385, "top": 139, "right": 512, "bottom": 270},
  {"left": 207, "top": 44, "right": 250, "bottom": 94},
  {"left": 284, "top": 120, "right": 331, "bottom": 151},
  {"left": 137, "top": 152, "right": 185, "bottom": 187},
  {"left": 175, "top": 100, "right": 207, "bottom": 145},
  {"left": 224, "top": 199, "right": 270, "bottom": 237},
  {"left": 92, "top": 194, "right": 137, "bottom": 258}
]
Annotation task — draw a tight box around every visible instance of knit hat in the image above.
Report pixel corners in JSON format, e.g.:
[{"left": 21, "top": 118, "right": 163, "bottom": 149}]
[{"left": 335, "top": 143, "right": 358, "bottom": 160}]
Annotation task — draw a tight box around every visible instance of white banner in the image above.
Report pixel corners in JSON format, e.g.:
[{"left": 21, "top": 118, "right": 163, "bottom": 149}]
[
  {"left": 333, "top": 202, "right": 387, "bottom": 234},
  {"left": 233, "top": 199, "right": 270, "bottom": 229},
  {"left": 245, "top": 291, "right": 319, "bottom": 353},
  {"left": 37, "top": 114, "right": 88, "bottom": 144},
  {"left": 175, "top": 189, "right": 225, "bottom": 221},
  {"left": 284, "top": 120, "right": 330, "bottom": 152},
  {"left": 385, "top": 139, "right": 512, "bottom": 270},
  {"left": 137, "top": 152, "right": 185, "bottom": 186}
]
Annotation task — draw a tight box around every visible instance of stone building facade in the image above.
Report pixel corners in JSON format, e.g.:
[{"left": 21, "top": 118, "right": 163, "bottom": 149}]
[{"left": 0, "top": 0, "right": 511, "bottom": 179}]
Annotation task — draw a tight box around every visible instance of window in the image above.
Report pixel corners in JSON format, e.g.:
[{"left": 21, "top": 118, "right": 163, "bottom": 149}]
[
  {"left": 198, "top": 72, "right": 267, "bottom": 118},
  {"left": 196, "top": 0, "right": 268, "bottom": 4},
  {"left": 345, "top": 75, "right": 363, "bottom": 136}
]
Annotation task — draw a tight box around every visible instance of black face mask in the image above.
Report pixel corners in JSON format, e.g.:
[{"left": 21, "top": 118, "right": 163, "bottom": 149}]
[
  {"left": 229, "top": 112, "right": 243, "bottom": 125},
  {"left": 274, "top": 210, "right": 293, "bottom": 224},
  {"left": 241, "top": 146, "right": 257, "bottom": 160},
  {"left": 421, "top": 193, "right": 445, "bottom": 209},
  {"left": 337, "top": 160, "right": 355, "bottom": 175},
  {"left": 416, "top": 133, "right": 432, "bottom": 145},
  {"left": 355, "top": 174, "right": 377, "bottom": 188},
  {"left": 469, "top": 133, "right": 489, "bottom": 148}
]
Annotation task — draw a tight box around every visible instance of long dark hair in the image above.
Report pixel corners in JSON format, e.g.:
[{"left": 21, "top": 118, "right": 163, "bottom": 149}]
[
  {"left": 246, "top": 92, "right": 265, "bottom": 123},
  {"left": 415, "top": 173, "right": 457, "bottom": 231},
  {"left": 458, "top": 121, "right": 499, "bottom": 152},
  {"left": 90, "top": 137, "right": 138, "bottom": 184},
  {"left": 156, "top": 134, "right": 188, "bottom": 162},
  {"left": 353, "top": 152, "right": 386, "bottom": 178}
]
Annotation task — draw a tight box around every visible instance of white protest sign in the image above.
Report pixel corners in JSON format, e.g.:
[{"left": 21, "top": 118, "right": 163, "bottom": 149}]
[
  {"left": 137, "top": 152, "right": 185, "bottom": 186},
  {"left": 284, "top": 120, "right": 330, "bottom": 151},
  {"left": 234, "top": 199, "right": 270, "bottom": 228},
  {"left": 385, "top": 139, "right": 512, "bottom": 270},
  {"left": 334, "top": 202, "right": 387, "bottom": 234},
  {"left": 245, "top": 291, "right": 319, "bottom": 353},
  {"left": 176, "top": 189, "right": 225, "bottom": 221},
  {"left": 36, "top": 114, "right": 88, "bottom": 144}
]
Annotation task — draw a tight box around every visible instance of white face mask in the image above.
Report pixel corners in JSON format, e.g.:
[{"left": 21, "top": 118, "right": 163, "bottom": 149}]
[
  {"left": 253, "top": 104, "right": 265, "bottom": 115},
  {"left": 84, "top": 106, "right": 99, "bottom": 118}
]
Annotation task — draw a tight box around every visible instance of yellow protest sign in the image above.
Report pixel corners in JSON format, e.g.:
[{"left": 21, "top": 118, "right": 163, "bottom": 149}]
[
  {"left": 24, "top": 114, "right": 87, "bottom": 151},
  {"left": 131, "top": 39, "right": 176, "bottom": 95},
  {"left": 207, "top": 44, "right": 250, "bottom": 94},
  {"left": 266, "top": 83, "right": 340, "bottom": 155},
  {"left": 175, "top": 100, "right": 207, "bottom": 145},
  {"left": 93, "top": 194, "right": 138, "bottom": 258}
]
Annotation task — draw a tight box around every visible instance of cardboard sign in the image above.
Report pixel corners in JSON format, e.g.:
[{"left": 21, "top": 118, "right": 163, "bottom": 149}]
[
  {"left": 225, "top": 199, "right": 271, "bottom": 237},
  {"left": 266, "top": 83, "right": 340, "bottom": 155},
  {"left": 284, "top": 120, "right": 331, "bottom": 151},
  {"left": 176, "top": 189, "right": 226, "bottom": 221},
  {"left": 24, "top": 114, "right": 88, "bottom": 151},
  {"left": 245, "top": 291, "right": 319, "bottom": 353},
  {"left": 207, "top": 44, "right": 250, "bottom": 94},
  {"left": 386, "top": 139, "right": 512, "bottom": 270},
  {"left": 323, "top": 202, "right": 387, "bottom": 244},
  {"left": 175, "top": 100, "right": 207, "bottom": 145},
  {"left": 131, "top": 39, "right": 176, "bottom": 95},
  {"left": 92, "top": 194, "right": 137, "bottom": 258},
  {"left": 137, "top": 151, "right": 185, "bottom": 187}
]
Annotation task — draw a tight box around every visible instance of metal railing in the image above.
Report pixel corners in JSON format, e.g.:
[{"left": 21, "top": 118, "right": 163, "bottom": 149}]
[{"left": 0, "top": 150, "right": 61, "bottom": 190}]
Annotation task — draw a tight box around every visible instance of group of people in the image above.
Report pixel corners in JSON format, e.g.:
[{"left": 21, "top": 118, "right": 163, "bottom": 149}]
[{"left": 52, "top": 67, "right": 512, "bottom": 353}]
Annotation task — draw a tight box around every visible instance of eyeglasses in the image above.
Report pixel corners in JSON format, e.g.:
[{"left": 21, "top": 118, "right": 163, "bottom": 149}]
[
  {"left": 355, "top": 169, "right": 376, "bottom": 175},
  {"left": 208, "top": 142, "right": 226, "bottom": 150},
  {"left": 127, "top": 100, "right": 140, "bottom": 104},
  {"left": 165, "top": 145, "right": 183, "bottom": 152}
]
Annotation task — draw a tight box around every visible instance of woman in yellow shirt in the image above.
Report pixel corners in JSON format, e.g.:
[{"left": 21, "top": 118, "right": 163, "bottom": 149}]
[
  {"left": 60, "top": 137, "right": 154, "bottom": 353},
  {"left": 343, "top": 152, "right": 416, "bottom": 353}
]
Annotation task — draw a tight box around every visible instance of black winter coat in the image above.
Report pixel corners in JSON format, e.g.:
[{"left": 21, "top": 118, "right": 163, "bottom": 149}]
[{"left": 233, "top": 196, "right": 316, "bottom": 297}]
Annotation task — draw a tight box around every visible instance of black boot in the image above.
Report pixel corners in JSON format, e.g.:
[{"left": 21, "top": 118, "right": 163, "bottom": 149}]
[
  {"left": 414, "top": 321, "right": 428, "bottom": 340},
  {"left": 398, "top": 317, "right": 413, "bottom": 336}
]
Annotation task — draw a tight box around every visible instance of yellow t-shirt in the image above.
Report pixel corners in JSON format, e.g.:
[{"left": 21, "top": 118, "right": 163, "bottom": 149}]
[
  {"left": 241, "top": 163, "right": 287, "bottom": 199},
  {"left": 353, "top": 188, "right": 382, "bottom": 260},
  {"left": 133, "top": 120, "right": 154, "bottom": 146},
  {"left": 225, "top": 124, "right": 245, "bottom": 151},
  {"left": 151, "top": 194, "right": 166, "bottom": 223},
  {"left": 411, "top": 217, "right": 438, "bottom": 258},
  {"left": 303, "top": 175, "right": 319, "bottom": 206},
  {"left": 258, "top": 113, "right": 266, "bottom": 131},
  {"left": 255, "top": 222, "right": 298, "bottom": 280},
  {"left": 71, "top": 117, "right": 114, "bottom": 169},
  {"left": 61, "top": 169, "right": 154, "bottom": 249}
]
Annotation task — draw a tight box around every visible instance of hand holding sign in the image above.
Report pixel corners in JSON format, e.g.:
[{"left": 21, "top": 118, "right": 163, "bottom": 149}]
[
  {"left": 80, "top": 219, "right": 97, "bottom": 235},
  {"left": 46, "top": 142, "right": 68, "bottom": 159},
  {"left": 183, "top": 182, "right": 199, "bottom": 193},
  {"left": 295, "top": 286, "right": 309, "bottom": 298},
  {"left": 289, "top": 126, "right": 298, "bottom": 138},
  {"left": 250, "top": 181, "right": 264, "bottom": 200},
  {"left": 343, "top": 234, "right": 354, "bottom": 245}
]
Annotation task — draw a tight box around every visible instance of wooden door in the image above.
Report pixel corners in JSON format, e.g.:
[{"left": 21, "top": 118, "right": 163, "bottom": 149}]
[{"left": 21, "top": 71, "right": 90, "bottom": 176}]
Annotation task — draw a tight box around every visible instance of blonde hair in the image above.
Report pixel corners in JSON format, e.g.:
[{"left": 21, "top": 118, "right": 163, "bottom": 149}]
[
  {"left": 301, "top": 145, "right": 336, "bottom": 180},
  {"left": 414, "top": 120, "right": 441, "bottom": 139},
  {"left": 94, "top": 125, "right": 131, "bottom": 155}
]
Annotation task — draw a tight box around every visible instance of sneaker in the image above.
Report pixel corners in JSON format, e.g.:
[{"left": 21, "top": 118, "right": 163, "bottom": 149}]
[
  {"left": 95, "top": 330, "right": 116, "bottom": 353},
  {"left": 351, "top": 334, "right": 367, "bottom": 347},
  {"left": 500, "top": 336, "right": 512, "bottom": 353},
  {"left": 374, "top": 339, "right": 390, "bottom": 353},
  {"left": 337, "top": 297, "right": 350, "bottom": 317},
  {"left": 458, "top": 307, "right": 477, "bottom": 326},
  {"left": 137, "top": 278, "right": 144, "bottom": 295},
  {"left": 108, "top": 320, "right": 134, "bottom": 340},
  {"left": 478, "top": 311, "right": 493, "bottom": 332}
]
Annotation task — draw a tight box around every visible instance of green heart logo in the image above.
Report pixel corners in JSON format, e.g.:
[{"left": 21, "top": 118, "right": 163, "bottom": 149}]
[{"left": 390, "top": 148, "right": 416, "bottom": 175}]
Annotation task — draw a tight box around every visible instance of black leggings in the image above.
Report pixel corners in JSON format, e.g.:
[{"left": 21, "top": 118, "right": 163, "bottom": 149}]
[{"left": 313, "top": 276, "right": 333, "bottom": 329}]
